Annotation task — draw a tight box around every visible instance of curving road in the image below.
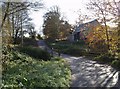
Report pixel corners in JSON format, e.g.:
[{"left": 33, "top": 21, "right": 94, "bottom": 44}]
[
  {"left": 38, "top": 40, "right": 120, "bottom": 88},
  {"left": 60, "top": 54, "right": 120, "bottom": 87}
]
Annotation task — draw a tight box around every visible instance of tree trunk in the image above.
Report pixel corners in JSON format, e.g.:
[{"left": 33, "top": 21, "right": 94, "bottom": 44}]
[
  {"left": 21, "top": 12, "right": 23, "bottom": 47},
  {"left": 1, "top": 2, "right": 9, "bottom": 30},
  {"left": 103, "top": 16, "right": 110, "bottom": 51},
  {"left": 12, "top": 12, "right": 15, "bottom": 44}
]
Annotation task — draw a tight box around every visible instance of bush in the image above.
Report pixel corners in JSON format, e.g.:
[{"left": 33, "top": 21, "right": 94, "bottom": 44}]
[
  {"left": 93, "top": 53, "right": 115, "bottom": 63},
  {"left": 37, "top": 34, "right": 43, "bottom": 40},
  {"left": 93, "top": 53, "right": 120, "bottom": 70},
  {"left": 2, "top": 51, "right": 71, "bottom": 88},
  {"left": 17, "top": 46, "right": 51, "bottom": 61},
  {"left": 23, "top": 38, "right": 38, "bottom": 47},
  {"left": 13, "top": 37, "right": 38, "bottom": 46},
  {"left": 47, "top": 40, "right": 87, "bottom": 57},
  {"left": 51, "top": 57, "right": 65, "bottom": 62},
  {"left": 63, "top": 47, "right": 86, "bottom": 56},
  {"left": 111, "top": 60, "right": 120, "bottom": 70}
]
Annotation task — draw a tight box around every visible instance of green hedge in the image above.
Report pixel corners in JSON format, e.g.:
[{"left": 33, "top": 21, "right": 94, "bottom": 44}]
[
  {"left": 47, "top": 40, "right": 87, "bottom": 57},
  {"left": 62, "top": 47, "right": 86, "bottom": 56},
  {"left": 17, "top": 46, "right": 51, "bottom": 61},
  {"left": 13, "top": 38, "right": 38, "bottom": 46}
]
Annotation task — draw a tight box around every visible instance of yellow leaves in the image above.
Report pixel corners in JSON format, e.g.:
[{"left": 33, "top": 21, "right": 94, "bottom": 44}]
[
  {"left": 108, "top": 29, "right": 118, "bottom": 52},
  {"left": 86, "top": 25, "right": 106, "bottom": 43},
  {"left": 86, "top": 25, "right": 110, "bottom": 52}
]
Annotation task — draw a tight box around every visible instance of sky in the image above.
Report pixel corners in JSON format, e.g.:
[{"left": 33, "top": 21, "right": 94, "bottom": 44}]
[{"left": 29, "top": 0, "right": 92, "bottom": 35}]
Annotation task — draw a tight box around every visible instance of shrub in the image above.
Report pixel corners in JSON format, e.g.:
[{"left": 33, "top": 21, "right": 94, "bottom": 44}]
[
  {"left": 62, "top": 47, "right": 86, "bottom": 56},
  {"left": 111, "top": 60, "right": 120, "bottom": 70},
  {"left": 93, "top": 53, "right": 115, "bottom": 63},
  {"left": 51, "top": 57, "right": 65, "bottom": 62},
  {"left": 17, "top": 46, "right": 51, "bottom": 61},
  {"left": 46, "top": 40, "right": 87, "bottom": 57},
  {"left": 37, "top": 34, "right": 43, "bottom": 40},
  {"left": 23, "top": 38, "right": 38, "bottom": 46}
]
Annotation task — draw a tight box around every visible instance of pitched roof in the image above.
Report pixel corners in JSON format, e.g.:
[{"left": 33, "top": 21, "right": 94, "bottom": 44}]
[{"left": 74, "top": 19, "right": 100, "bottom": 33}]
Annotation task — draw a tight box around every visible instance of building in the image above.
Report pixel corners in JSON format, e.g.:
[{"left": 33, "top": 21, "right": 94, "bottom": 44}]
[{"left": 73, "top": 19, "right": 100, "bottom": 41}]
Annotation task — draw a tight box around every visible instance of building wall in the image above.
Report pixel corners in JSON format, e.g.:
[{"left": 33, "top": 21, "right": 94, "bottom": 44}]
[{"left": 73, "top": 19, "right": 100, "bottom": 41}]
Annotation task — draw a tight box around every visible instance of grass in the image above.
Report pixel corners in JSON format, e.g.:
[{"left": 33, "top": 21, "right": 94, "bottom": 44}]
[
  {"left": 2, "top": 50, "right": 71, "bottom": 88},
  {"left": 46, "top": 40, "right": 88, "bottom": 57},
  {"left": 2, "top": 42, "right": 71, "bottom": 88}
]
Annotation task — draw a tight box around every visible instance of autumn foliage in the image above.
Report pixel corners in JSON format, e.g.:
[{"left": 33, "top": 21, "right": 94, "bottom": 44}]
[{"left": 85, "top": 25, "right": 118, "bottom": 54}]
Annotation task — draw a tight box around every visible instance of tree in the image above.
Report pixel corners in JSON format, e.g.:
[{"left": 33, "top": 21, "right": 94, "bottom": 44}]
[
  {"left": 58, "top": 20, "right": 71, "bottom": 40},
  {"left": 104, "top": 0, "right": 120, "bottom": 23},
  {"left": 87, "top": 0, "right": 111, "bottom": 51},
  {"left": 2, "top": 2, "right": 12, "bottom": 45},
  {"left": 37, "top": 34, "right": 43, "bottom": 40},
  {"left": 43, "top": 6, "right": 71, "bottom": 41},
  {"left": 86, "top": 25, "right": 109, "bottom": 53},
  {"left": 75, "top": 9, "right": 90, "bottom": 25},
  {"left": 1, "top": 1, "right": 43, "bottom": 30},
  {"left": 43, "top": 6, "right": 61, "bottom": 41},
  {"left": 87, "top": 0, "right": 120, "bottom": 52},
  {"left": 24, "top": 23, "right": 36, "bottom": 39},
  {"left": 117, "top": 21, "right": 120, "bottom": 53},
  {"left": 1, "top": 1, "right": 43, "bottom": 45}
]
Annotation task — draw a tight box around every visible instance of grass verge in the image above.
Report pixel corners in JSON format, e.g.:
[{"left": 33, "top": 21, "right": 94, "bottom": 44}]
[
  {"left": 93, "top": 53, "right": 120, "bottom": 71},
  {"left": 46, "top": 40, "right": 87, "bottom": 57},
  {"left": 2, "top": 50, "right": 71, "bottom": 88}
]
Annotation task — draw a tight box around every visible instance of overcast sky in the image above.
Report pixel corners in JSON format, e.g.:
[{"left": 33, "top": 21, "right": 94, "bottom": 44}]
[{"left": 29, "top": 0, "right": 93, "bottom": 35}]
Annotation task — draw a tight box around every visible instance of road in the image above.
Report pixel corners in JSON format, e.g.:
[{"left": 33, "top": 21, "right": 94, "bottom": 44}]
[
  {"left": 38, "top": 40, "right": 120, "bottom": 88},
  {"left": 61, "top": 54, "right": 120, "bottom": 87}
]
